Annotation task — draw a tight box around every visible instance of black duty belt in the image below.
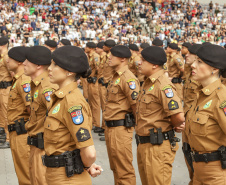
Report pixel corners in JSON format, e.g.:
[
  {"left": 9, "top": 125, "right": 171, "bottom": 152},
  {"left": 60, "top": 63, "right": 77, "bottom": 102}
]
[
  {"left": 0, "top": 81, "right": 12, "bottom": 89},
  {"left": 42, "top": 155, "right": 65, "bottom": 168},
  {"left": 27, "top": 132, "right": 44, "bottom": 149},
  {"left": 27, "top": 136, "right": 38, "bottom": 146},
  {"left": 8, "top": 124, "right": 16, "bottom": 132},
  {"left": 136, "top": 130, "right": 175, "bottom": 144},
  {"left": 172, "top": 78, "right": 182, "bottom": 84},
  {"left": 191, "top": 151, "right": 221, "bottom": 163},
  {"left": 106, "top": 119, "right": 125, "bottom": 127}
]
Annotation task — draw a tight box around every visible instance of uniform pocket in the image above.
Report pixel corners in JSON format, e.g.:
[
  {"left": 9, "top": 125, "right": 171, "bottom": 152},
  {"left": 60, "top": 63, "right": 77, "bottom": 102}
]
[
  {"left": 8, "top": 92, "right": 18, "bottom": 105},
  {"left": 30, "top": 102, "right": 40, "bottom": 122},
  {"left": 140, "top": 94, "right": 159, "bottom": 114},
  {"left": 191, "top": 113, "right": 209, "bottom": 136},
  {"left": 44, "top": 118, "right": 60, "bottom": 143},
  {"left": 108, "top": 86, "right": 119, "bottom": 102}
]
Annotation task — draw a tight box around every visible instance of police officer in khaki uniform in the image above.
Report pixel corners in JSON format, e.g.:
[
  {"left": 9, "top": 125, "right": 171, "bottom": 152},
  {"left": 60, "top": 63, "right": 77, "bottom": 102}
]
[
  {"left": 42, "top": 46, "right": 102, "bottom": 185},
  {"left": 85, "top": 42, "right": 101, "bottom": 132},
  {"left": 182, "top": 44, "right": 202, "bottom": 185},
  {"left": 104, "top": 45, "right": 139, "bottom": 185},
  {"left": 6, "top": 46, "right": 31, "bottom": 185},
  {"left": 44, "top": 40, "right": 57, "bottom": 52},
  {"left": 167, "top": 43, "right": 184, "bottom": 100},
  {"left": 128, "top": 44, "right": 139, "bottom": 76},
  {"left": 185, "top": 44, "right": 226, "bottom": 185},
  {"left": 58, "top": 39, "right": 71, "bottom": 47},
  {"left": 96, "top": 42, "right": 107, "bottom": 135},
  {"left": 136, "top": 46, "right": 185, "bottom": 185},
  {"left": 23, "top": 46, "right": 58, "bottom": 185},
  {"left": 181, "top": 42, "right": 192, "bottom": 81},
  {"left": 0, "top": 37, "right": 12, "bottom": 148}
]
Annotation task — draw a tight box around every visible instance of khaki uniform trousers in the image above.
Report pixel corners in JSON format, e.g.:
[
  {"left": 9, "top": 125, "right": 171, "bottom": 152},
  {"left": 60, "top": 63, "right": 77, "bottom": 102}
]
[
  {"left": 182, "top": 131, "right": 193, "bottom": 185},
  {"left": 88, "top": 82, "right": 101, "bottom": 128},
  {"left": 29, "top": 146, "right": 47, "bottom": 185},
  {"left": 193, "top": 161, "right": 226, "bottom": 185},
  {"left": 81, "top": 78, "right": 88, "bottom": 100},
  {"left": 46, "top": 166, "right": 91, "bottom": 185},
  {"left": 0, "top": 87, "right": 10, "bottom": 141},
  {"left": 173, "top": 83, "right": 183, "bottom": 100},
  {"left": 98, "top": 83, "right": 106, "bottom": 129},
  {"left": 137, "top": 140, "right": 178, "bottom": 185},
  {"left": 105, "top": 126, "right": 136, "bottom": 185},
  {"left": 9, "top": 131, "right": 30, "bottom": 185}
]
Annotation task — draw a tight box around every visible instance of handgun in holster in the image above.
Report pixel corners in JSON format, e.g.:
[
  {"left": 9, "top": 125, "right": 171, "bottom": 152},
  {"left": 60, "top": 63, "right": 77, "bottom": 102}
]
[
  {"left": 15, "top": 118, "right": 27, "bottom": 135},
  {"left": 125, "top": 113, "right": 135, "bottom": 128},
  {"left": 98, "top": 77, "right": 104, "bottom": 85},
  {"left": 37, "top": 132, "right": 44, "bottom": 149},
  {"left": 218, "top": 146, "right": 226, "bottom": 169},
  {"left": 168, "top": 130, "right": 180, "bottom": 148},
  {"left": 149, "top": 128, "right": 163, "bottom": 145},
  {"left": 73, "top": 149, "right": 84, "bottom": 174},
  {"left": 64, "top": 151, "right": 76, "bottom": 177},
  {"left": 92, "top": 77, "right": 97, "bottom": 84},
  {"left": 182, "top": 142, "right": 194, "bottom": 172}
]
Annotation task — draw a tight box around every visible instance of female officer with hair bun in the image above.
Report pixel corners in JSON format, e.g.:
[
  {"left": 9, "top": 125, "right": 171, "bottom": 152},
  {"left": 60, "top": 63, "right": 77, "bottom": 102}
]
[
  {"left": 42, "top": 46, "right": 102, "bottom": 185},
  {"left": 186, "top": 44, "right": 226, "bottom": 184}
]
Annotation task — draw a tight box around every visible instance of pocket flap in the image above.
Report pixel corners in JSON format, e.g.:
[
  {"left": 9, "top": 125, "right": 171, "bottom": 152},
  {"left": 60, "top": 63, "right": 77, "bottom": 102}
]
[
  {"left": 110, "top": 86, "right": 119, "bottom": 94},
  {"left": 192, "top": 113, "right": 209, "bottom": 125},
  {"left": 44, "top": 119, "right": 60, "bottom": 131}
]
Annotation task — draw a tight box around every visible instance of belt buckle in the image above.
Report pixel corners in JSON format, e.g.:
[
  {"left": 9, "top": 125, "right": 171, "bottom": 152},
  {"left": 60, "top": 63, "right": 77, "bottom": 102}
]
[
  {"left": 41, "top": 155, "right": 45, "bottom": 166},
  {"left": 202, "top": 153, "right": 208, "bottom": 163},
  {"left": 110, "top": 121, "right": 114, "bottom": 127}
]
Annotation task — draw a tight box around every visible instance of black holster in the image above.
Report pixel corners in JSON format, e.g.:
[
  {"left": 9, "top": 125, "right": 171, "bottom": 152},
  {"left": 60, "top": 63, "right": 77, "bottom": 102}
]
[
  {"left": 98, "top": 77, "right": 104, "bottom": 85},
  {"left": 172, "top": 77, "right": 182, "bottom": 83},
  {"left": 182, "top": 142, "right": 194, "bottom": 172},
  {"left": 87, "top": 77, "right": 97, "bottom": 84},
  {"left": 15, "top": 118, "right": 27, "bottom": 135},
  {"left": 218, "top": 146, "right": 226, "bottom": 169},
  {"left": 0, "top": 127, "right": 6, "bottom": 143},
  {"left": 124, "top": 113, "right": 135, "bottom": 128},
  {"left": 149, "top": 128, "right": 164, "bottom": 145},
  {"left": 37, "top": 132, "right": 44, "bottom": 149}
]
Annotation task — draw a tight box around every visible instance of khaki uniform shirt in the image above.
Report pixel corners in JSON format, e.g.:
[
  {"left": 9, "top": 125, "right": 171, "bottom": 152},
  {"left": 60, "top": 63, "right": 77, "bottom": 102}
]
[
  {"left": 44, "top": 82, "right": 94, "bottom": 156},
  {"left": 103, "top": 53, "right": 114, "bottom": 83},
  {"left": 104, "top": 65, "right": 140, "bottom": 121},
  {"left": 183, "top": 63, "right": 192, "bottom": 81},
  {"left": 97, "top": 52, "right": 107, "bottom": 79},
  {"left": 0, "top": 53, "right": 12, "bottom": 82},
  {"left": 168, "top": 53, "right": 184, "bottom": 78},
  {"left": 185, "top": 79, "right": 226, "bottom": 153},
  {"left": 7, "top": 70, "right": 31, "bottom": 125},
  {"left": 128, "top": 54, "right": 137, "bottom": 76},
  {"left": 25, "top": 71, "right": 58, "bottom": 137},
  {"left": 88, "top": 51, "right": 100, "bottom": 78},
  {"left": 136, "top": 69, "right": 183, "bottom": 136}
]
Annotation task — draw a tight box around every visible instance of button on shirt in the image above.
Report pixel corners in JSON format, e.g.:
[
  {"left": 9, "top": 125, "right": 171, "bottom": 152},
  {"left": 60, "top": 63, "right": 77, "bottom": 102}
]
[
  {"left": 185, "top": 79, "right": 226, "bottom": 153},
  {"left": 136, "top": 69, "right": 183, "bottom": 136},
  {"left": 44, "top": 82, "right": 94, "bottom": 156}
]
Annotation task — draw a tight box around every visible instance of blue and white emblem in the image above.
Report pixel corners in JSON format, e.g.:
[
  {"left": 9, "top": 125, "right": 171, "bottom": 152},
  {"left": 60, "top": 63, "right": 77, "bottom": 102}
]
[
  {"left": 68, "top": 106, "right": 84, "bottom": 125},
  {"left": 22, "top": 83, "right": 31, "bottom": 93},
  {"left": 165, "top": 88, "right": 174, "bottom": 98}
]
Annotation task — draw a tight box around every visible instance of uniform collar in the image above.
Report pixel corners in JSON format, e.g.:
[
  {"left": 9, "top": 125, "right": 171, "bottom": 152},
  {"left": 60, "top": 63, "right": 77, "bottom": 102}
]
[
  {"left": 55, "top": 81, "right": 77, "bottom": 98},
  {"left": 13, "top": 70, "right": 24, "bottom": 80},
  {"left": 32, "top": 70, "right": 48, "bottom": 86},
  {"left": 198, "top": 78, "right": 221, "bottom": 95},
  {"left": 116, "top": 65, "right": 128, "bottom": 76},
  {"left": 148, "top": 69, "right": 164, "bottom": 83}
]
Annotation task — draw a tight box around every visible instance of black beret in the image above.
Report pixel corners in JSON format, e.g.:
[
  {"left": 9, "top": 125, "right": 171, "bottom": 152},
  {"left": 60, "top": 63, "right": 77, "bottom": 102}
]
[
  {"left": 168, "top": 43, "right": 179, "bottom": 50},
  {"left": 86, "top": 42, "right": 96, "bottom": 48},
  {"left": 140, "top": 43, "right": 150, "bottom": 49},
  {"left": 129, "top": 44, "right": 139, "bottom": 51},
  {"left": 0, "top": 37, "right": 8, "bottom": 46},
  {"left": 60, "top": 39, "right": 71, "bottom": 46},
  {"left": 8, "top": 46, "right": 27, "bottom": 62},
  {"left": 202, "top": 42, "right": 211, "bottom": 46},
  {"left": 45, "top": 40, "right": 57, "bottom": 48},
  {"left": 182, "top": 42, "right": 192, "bottom": 48},
  {"left": 141, "top": 46, "right": 167, "bottom": 65},
  {"left": 188, "top": 44, "right": 202, "bottom": 55},
  {"left": 104, "top": 39, "right": 116, "bottom": 47},
  {"left": 110, "top": 45, "right": 131, "bottom": 58},
  {"left": 97, "top": 42, "right": 105, "bottom": 49},
  {"left": 224, "top": 44, "right": 226, "bottom": 49},
  {"left": 52, "top": 46, "right": 89, "bottom": 73},
  {"left": 26, "top": 46, "right": 51, "bottom": 65},
  {"left": 152, "top": 38, "right": 163, "bottom": 46},
  {"left": 197, "top": 44, "right": 226, "bottom": 70}
]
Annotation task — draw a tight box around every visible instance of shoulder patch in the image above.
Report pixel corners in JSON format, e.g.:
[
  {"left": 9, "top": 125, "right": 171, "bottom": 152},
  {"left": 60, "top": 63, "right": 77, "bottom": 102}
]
[
  {"left": 219, "top": 101, "right": 226, "bottom": 115},
  {"left": 25, "top": 93, "right": 31, "bottom": 102},
  {"left": 164, "top": 88, "right": 174, "bottom": 98},
  {"left": 176, "top": 58, "right": 183, "bottom": 66},
  {"left": 127, "top": 79, "right": 136, "bottom": 90},
  {"left": 52, "top": 103, "right": 60, "bottom": 114},
  {"left": 68, "top": 105, "right": 84, "bottom": 125},
  {"left": 34, "top": 90, "right": 39, "bottom": 99},
  {"left": 22, "top": 81, "right": 31, "bottom": 93},
  {"left": 43, "top": 89, "right": 53, "bottom": 102},
  {"left": 162, "top": 85, "right": 172, "bottom": 90},
  {"left": 76, "top": 128, "right": 91, "bottom": 142},
  {"left": 168, "top": 100, "right": 179, "bottom": 110},
  {"left": 148, "top": 85, "right": 154, "bottom": 91},
  {"left": 131, "top": 91, "right": 138, "bottom": 100},
  {"left": 115, "top": 78, "right": 120, "bottom": 85},
  {"left": 203, "top": 100, "right": 212, "bottom": 109}
]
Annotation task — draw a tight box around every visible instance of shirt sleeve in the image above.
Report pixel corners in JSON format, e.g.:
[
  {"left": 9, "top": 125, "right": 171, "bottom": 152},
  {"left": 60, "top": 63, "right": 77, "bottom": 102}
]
[
  {"left": 18, "top": 79, "right": 31, "bottom": 107},
  {"left": 64, "top": 101, "right": 94, "bottom": 149},
  {"left": 215, "top": 102, "right": 226, "bottom": 135},
  {"left": 174, "top": 56, "right": 184, "bottom": 70}
]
